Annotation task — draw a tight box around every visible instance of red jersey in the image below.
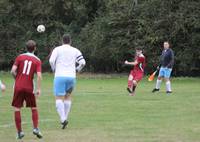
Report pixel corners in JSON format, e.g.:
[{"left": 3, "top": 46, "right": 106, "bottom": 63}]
[
  {"left": 133, "top": 54, "right": 146, "bottom": 73},
  {"left": 14, "top": 53, "right": 41, "bottom": 91}
]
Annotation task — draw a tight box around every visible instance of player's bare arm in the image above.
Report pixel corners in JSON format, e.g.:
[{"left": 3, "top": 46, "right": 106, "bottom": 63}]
[
  {"left": 124, "top": 60, "right": 138, "bottom": 66},
  {"left": 11, "top": 65, "right": 18, "bottom": 79}
]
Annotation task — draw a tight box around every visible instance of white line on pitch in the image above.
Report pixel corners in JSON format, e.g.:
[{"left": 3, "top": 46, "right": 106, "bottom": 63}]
[{"left": 0, "top": 119, "right": 56, "bottom": 128}]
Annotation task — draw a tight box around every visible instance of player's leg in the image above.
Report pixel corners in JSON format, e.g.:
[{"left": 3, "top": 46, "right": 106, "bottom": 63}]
[
  {"left": 55, "top": 96, "right": 66, "bottom": 122},
  {"left": 129, "top": 72, "right": 143, "bottom": 96},
  {"left": 127, "top": 71, "right": 134, "bottom": 93},
  {"left": 14, "top": 107, "right": 22, "bottom": 133},
  {"left": 164, "top": 68, "right": 172, "bottom": 93},
  {"left": 64, "top": 94, "right": 72, "bottom": 121},
  {"left": 25, "top": 91, "right": 42, "bottom": 139},
  {"left": 11, "top": 89, "right": 24, "bottom": 139},
  {"left": 152, "top": 67, "right": 164, "bottom": 92},
  {"left": 14, "top": 107, "right": 24, "bottom": 139},
  {"left": 31, "top": 107, "right": 38, "bottom": 130},
  {"left": 61, "top": 94, "right": 71, "bottom": 129},
  {"left": 62, "top": 78, "right": 76, "bottom": 129},
  {"left": 31, "top": 107, "right": 43, "bottom": 138},
  {"left": 129, "top": 80, "right": 137, "bottom": 96},
  {"left": 54, "top": 77, "right": 67, "bottom": 125}
]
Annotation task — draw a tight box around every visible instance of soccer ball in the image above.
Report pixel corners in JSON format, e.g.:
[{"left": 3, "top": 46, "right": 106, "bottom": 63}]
[{"left": 37, "top": 25, "right": 45, "bottom": 33}]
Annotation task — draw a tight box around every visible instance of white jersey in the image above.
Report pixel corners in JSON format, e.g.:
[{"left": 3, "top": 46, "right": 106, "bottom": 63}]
[{"left": 49, "top": 44, "right": 86, "bottom": 78}]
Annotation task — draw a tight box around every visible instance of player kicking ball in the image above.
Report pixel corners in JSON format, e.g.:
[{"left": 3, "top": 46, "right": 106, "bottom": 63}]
[
  {"left": 125, "top": 47, "right": 146, "bottom": 96},
  {"left": 49, "top": 34, "right": 86, "bottom": 129},
  {"left": 11, "top": 40, "right": 42, "bottom": 139}
]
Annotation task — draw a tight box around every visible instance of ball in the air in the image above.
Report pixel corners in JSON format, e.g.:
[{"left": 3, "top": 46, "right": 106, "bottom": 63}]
[{"left": 37, "top": 25, "right": 45, "bottom": 33}]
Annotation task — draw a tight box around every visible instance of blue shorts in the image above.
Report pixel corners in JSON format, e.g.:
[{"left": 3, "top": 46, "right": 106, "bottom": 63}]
[
  {"left": 54, "top": 77, "right": 76, "bottom": 96},
  {"left": 158, "top": 67, "right": 172, "bottom": 78}
]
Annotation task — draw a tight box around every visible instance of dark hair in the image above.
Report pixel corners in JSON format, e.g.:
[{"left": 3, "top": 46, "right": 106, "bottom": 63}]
[
  {"left": 63, "top": 34, "right": 71, "bottom": 44},
  {"left": 136, "top": 47, "right": 143, "bottom": 51},
  {"left": 26, "top": 40, "right": 36, "bottom": 52}
]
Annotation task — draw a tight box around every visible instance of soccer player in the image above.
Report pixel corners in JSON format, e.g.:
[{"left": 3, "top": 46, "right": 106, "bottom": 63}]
[
  {"left": 49, "top": 34, "right": 86, "bottom": 129},
  {"left": 152, "top": 41, "right": 174, "bottom": 94},
  {"left": 125, "top": 47, "right": 146, "bottom": 96},
  {"left": 11, "top": 40, "right": 42, "bottom": 139}
]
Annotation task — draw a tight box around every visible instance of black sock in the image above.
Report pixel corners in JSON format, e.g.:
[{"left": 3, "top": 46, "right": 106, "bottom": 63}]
[{"left": 132, "top": 85, "right": 136, "bottom": 92}]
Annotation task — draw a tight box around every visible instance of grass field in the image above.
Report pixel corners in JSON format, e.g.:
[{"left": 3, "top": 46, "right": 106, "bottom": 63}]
[{"left": 0, "top": 73, "right": 200, "bottom": 142}]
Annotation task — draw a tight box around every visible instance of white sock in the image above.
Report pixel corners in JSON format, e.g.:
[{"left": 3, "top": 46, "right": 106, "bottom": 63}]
[
  {"left": 156, "top": 79, "right": 162, "bottom": 89},
  {"left": 56, "top": 100, "right": 66, "bottom": 123},
  {"left": 166, "top": 81, "right": 172, "bottom": 92},
  {"left": 64, "top": 100, "right": 72, "bottom": 121}
]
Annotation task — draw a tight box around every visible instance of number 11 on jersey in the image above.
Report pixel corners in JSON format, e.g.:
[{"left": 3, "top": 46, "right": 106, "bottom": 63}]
[{"left": 23, "top": 60, "right": 32, "bottom": 75}]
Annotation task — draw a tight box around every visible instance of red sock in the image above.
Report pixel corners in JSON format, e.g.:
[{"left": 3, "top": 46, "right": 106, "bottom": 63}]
[
  {"left": 15, "top": 111, "right": 22, "bottom": 132},
  {"left": 32, "top": 109, "right": 39, "bottom": 129}
]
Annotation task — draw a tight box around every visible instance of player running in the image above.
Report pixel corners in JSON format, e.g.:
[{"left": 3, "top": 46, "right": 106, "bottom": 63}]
[
  {"left": 49, "top": 34, "right": 86, "bottom": 129},
  {"left": 125, "top": 47, "right": 146, "bottom": 96},
  {"left": 11, "top": 40, "right": 42, "bottom": 139},
  {"left": 152, "top": 41, "right": 174, "bottom": 94}
]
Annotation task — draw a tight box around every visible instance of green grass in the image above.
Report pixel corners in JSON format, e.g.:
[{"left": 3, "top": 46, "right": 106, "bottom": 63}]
[{"left": 0, "top": 73, "right": 200, "bottom": 142}]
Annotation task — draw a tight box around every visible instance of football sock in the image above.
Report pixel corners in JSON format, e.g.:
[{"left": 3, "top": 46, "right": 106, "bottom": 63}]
[
  {"left": 64, "top": 100, "right": 72, "bottom": 120},
  {"left": 32, "top": 109, "right": 38, "bottom": 129},
  {"left": 155, "top": 79, "right": 162, "bottom": 89},
  {"left": 166, "top": 81, "right": 172, "bottom": 92},
  {"left": 15, "top": 111, "right": 22, "bottom": 132},
  {"left": 132, "top": 85, "right": 136, "bottom": 92},
  {"left": 56, "top": 100, "right": 66, "bottom": 123}
]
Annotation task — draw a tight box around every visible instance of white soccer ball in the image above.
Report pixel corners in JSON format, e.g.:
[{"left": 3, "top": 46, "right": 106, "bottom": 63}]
[{"left": 37, "top": 25, "right": 45, "bottom": 33}]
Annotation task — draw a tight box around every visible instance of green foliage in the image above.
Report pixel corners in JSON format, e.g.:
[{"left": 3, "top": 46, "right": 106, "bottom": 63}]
[{"left": 0, "top": 0, "right": 200, "bottom": 75}]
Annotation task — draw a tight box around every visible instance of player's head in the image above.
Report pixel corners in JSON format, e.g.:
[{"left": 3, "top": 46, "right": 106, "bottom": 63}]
[
  {"left": 63, "top": 34, "right": 71, "bottom": 45},
  {"left": 26, "top": 40, "right": 36, "bottom": 53},
  {"left": 135, "top": 47, "right": 143, "bottom": 56},
  {"left": 163, "top": 41, "right": 170, "bottom": 49}
]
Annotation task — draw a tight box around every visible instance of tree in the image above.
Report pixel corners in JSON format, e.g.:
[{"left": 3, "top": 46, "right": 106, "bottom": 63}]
[{"left": 0, "top": 0, "right": 200, "bottom": 76}]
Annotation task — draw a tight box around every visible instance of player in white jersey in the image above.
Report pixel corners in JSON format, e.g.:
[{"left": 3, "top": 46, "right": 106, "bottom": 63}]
[{"left": 49, "top": 34, "right": 86, "bottom": 129}]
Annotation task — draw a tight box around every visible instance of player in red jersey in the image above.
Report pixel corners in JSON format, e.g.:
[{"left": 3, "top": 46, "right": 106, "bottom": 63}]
[
  {"left": 124, "top": 47, "right": 146, "bottom": 96},
  {"left": 11, "top": 40, "right": 42, "bottom": 139}
]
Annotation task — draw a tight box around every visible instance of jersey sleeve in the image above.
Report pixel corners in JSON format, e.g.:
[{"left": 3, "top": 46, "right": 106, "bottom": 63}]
[
  {"left": 76, "top": 49, "right": 84, "bottom": 63},
  {"left": 75, "top": 49, "right": 86, "bottom": 72},
  {"left": 14, "top": 56, "right": 20, "bottom": 66}
]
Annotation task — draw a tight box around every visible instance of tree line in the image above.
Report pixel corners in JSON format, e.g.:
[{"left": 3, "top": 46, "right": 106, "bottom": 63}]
[{"left": 0, "top": 0, "right": 200, "bottom": 76}]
